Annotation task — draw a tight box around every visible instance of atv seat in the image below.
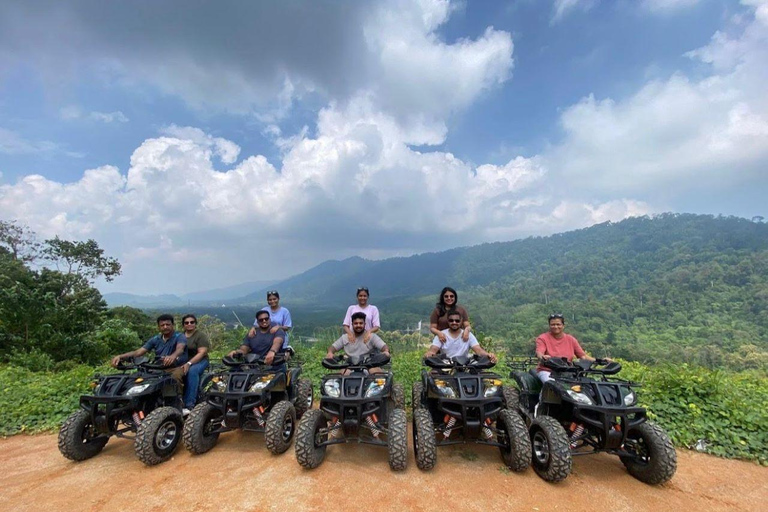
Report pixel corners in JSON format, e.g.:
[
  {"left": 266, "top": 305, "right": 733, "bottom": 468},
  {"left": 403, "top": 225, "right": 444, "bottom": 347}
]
[{"left": 512, "top": 370, "right": 542, "bottom": 395}]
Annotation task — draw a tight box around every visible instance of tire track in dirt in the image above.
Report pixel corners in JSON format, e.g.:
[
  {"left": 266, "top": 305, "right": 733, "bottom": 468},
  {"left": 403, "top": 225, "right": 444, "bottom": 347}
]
[{"left": 0, "top": 431, "right": 765, "bottom": 512}]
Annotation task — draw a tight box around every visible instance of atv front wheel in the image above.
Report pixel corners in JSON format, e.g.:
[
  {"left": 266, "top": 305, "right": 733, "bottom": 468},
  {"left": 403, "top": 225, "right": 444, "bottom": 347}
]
[
  {"left": 265, "top": 400, "right": 297, "bottom": 454},
  {"left": 58, "top": 409, "right": 109, "bottom": 461},
  {"left": 295, "top": 409, "right": 328, "bottom": 469},
  {"left": 390, "top": 382, "right": 405, "bottom": 410},
  {"left": 294, "top": 378, "right": 313, "bottom": 419},
  {"left": 413, "top": 407, "right": 436, "bottom": 470},
  {"left": 503, "top": 386, "right": 520, "bottom": 410},
  {"left": 411, "top": 382, "right": 425, "bottom": 409},
  {"left": 530, "top": 416, "right": 571, "bottom": 482},
  {"left": 497, "top": 409, "right": 531, "bottom": 472},
  {"left": 620, "top": 421, "right": 677, "bottom": 485},
  {"left": 182, "top": 402, "right": 222, "bottom": 455},
  {"left": 135, "top": 406, "right": 183, "bottom": 466},
  {"left": 387, "top": 408, "right": 408, "bottom": 471}
]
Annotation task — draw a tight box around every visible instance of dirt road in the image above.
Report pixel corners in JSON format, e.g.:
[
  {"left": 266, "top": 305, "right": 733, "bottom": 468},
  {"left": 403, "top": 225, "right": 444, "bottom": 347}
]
[{"left": 1, "top": 431, "right": 765, "bottom": 512}]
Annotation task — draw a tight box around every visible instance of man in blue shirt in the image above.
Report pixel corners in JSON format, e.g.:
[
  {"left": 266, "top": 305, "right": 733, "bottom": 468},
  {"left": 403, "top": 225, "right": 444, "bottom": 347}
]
[{"left": 111, "top": 314, "right": 188, "bottom": 386}]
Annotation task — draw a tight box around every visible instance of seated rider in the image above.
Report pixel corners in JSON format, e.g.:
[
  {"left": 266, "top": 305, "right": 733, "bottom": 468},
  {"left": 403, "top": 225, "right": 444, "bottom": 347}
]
[
  {"left": 228, "top": 310, "right": 285, "bottom": 371},
  {"left": 424, "top": 309, "right": 497, "bottom": 363},
  {"left": 535, "top": 313, "right": 608, "bottom": 383},
  {"left": 326, "top": 312, "right": 390, "bottom": 372},
  {"left": 111, "top": 313, "right": 188, "bottom": 387}
]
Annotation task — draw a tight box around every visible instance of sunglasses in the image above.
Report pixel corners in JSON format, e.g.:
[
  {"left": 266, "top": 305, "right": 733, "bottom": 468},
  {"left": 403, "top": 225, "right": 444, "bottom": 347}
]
[
  {"left": 447, "top": 318, "right": 462, "bottom": 323},
  {"left": 257, "top": 317, "right": 271, "bottom": 322},
  {"left": 443, "top": 294, "right": 455, "bottom": 299},
  {"left": 267, "top": 290, "right": 279, "bottom": 296},
  {"left": 357, "top": 287, "right": 369, "bottom": 293},
  {"left": 549, "top": 313, "right": 564, "bottom": 320},
  {"left": 183, "top": 320, "right": 196, "bottom": 325}
]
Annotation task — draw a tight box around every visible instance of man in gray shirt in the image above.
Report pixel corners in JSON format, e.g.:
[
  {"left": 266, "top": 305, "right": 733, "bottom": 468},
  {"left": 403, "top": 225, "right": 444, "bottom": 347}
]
[{"left": 326, "top": 312, "right": 390, "bottom": 359}]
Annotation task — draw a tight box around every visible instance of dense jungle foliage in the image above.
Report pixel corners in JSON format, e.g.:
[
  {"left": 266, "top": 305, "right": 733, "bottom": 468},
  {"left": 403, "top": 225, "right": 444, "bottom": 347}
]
[{"left": 1, "top": 215, "right": 767, "bottom": 464}]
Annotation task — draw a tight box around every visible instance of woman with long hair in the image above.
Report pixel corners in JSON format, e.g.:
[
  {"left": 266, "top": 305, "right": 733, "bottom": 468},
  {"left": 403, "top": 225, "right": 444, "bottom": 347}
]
[
  {"left": 429, "top": 286, "right": 471, "bottom": 342},
  {"left": 342, "top": 287, "right": 380, "bottom": 342}
]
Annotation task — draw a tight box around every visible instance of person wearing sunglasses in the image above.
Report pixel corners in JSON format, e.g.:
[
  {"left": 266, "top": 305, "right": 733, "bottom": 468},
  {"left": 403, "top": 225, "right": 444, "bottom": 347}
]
[
  {"left": 229, "top": 310, "right": 285, "bottom": 371},
  {"left": 342, "top": 287, "right": 380, "bottom": 343},
  {"left": 535, "top": 313, "right": 607, "bottom": 383},
  {"left": 248, "top": 290, "right": 292, "bottom": 350},
  {"left": 180, "top": 314, "right": 210, "bottom": 414},
  {"left": 327, "top": 312, "right": 390, "bottom": 366},
  {"left": 424, "top": 310, "right": 496, "bottom": 363},
  {"left": 429, "top": 286, "right": 471, "bottom": 343}
]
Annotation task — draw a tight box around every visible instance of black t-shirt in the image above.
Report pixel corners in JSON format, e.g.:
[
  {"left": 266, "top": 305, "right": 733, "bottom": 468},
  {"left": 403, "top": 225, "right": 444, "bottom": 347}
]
[{"left": 245, "top": 329, "right": 285, "bottom": 357}]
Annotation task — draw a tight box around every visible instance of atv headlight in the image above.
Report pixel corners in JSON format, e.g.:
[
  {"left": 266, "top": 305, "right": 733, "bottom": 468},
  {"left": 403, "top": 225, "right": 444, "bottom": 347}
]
[
  {"left": 249, "top": 374, "right": 275, "bottom": 393},
  {"left": 126, "top": 383, "right": 150, "bottom": 395},
  {"left": 434, "top": 379, "right": 457, "bottom": 399},
  {"left": 324, "top": 378, "right": 341, "bottom": 398},
  {"left": 483, "top": 379, "right": 502, "bottom": 398},
  {"left": 623, "top": 390, "right": 637, "bottom": 406},
  {"left": 566, "top": 388, "right": 594, "bottom": 405},
  {"left": 212, "top": 375, "right": 229, "bottom": 392},
  {"left": 364, "top": 378, "right": 387, "bottom": 398}
]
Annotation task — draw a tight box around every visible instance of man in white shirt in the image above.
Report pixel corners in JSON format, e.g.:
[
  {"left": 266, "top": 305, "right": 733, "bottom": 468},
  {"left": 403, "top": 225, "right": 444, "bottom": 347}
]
[{"left": 424, "top": 310, "right": 497, "bottom": 363}]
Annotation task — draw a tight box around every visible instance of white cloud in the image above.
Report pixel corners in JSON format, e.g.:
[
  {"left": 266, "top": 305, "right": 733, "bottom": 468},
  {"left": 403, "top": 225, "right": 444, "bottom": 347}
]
[
  {"left": 551, "top": 0, "right": 597, "bottom": 24},
  {"left": 642, "top": 0, "right": 701, "bottom": 13},
  {"left": 0, "top": 127, "right": 58, "bottom": 154},
  {"left": 159, "top": 125, "right": 241, "bottom": 165},
  {"left": 547, "top": 0, "right": 768, "bottom": 193},
  {"left": 60, "top": 105, "right": 129, "bottom": 123}
]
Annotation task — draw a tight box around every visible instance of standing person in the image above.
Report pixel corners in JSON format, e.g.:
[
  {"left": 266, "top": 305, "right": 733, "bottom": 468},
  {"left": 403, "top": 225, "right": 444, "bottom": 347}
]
[
  {"left": 249, "top": 290, "right": 292, "bottom": 350},
  {"left": 342, "top": 287, "right": 380, "bottom": 343},
  {"left": 424, "top": 309, "right": 496, "bottom": 362},
  {"left": 429, "top": 287, "right": 471, "bottom": 342},
  {"left": 535, "top": 313, "right": 606, "bottom": 383},
  {"left": 229, "top": 310, "right": 285, "bottom": 371},
  {"left": 111, "top": 314, "right": 187, "bottom": 386},
  {"left": 180, "top": 314, "right": 210, "bottom": 414}
]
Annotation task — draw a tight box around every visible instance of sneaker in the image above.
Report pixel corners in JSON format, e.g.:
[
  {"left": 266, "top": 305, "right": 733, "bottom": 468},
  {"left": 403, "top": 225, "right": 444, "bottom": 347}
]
[{"left": 182, "top": 408, "right": 191, "bottom": 416}]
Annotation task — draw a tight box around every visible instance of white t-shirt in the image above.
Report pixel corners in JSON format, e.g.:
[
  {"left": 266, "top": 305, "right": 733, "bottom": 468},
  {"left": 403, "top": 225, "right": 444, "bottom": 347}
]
[{"left": 431, "top": 329, "right": 479, "bottom": 359}]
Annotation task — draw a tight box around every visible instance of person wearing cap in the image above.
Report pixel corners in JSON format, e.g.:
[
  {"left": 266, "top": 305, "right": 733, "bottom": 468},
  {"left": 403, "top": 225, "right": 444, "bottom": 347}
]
[
  {"left": 342, "top": 287, "right": 380, "bottom": 343},
  {"left": 535, "top": 313, "right": 605, "bottom": 383}
]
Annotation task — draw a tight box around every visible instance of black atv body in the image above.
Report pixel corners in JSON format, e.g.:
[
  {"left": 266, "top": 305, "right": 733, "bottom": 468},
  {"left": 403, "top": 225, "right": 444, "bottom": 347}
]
[
  {"left": 58, "top": 356, "right": 186, "bottom": 466},
  {"left": 294, "top": 353, "right": 407, "bottom": 471},
  {"left": 183, "top": 351, "right": 313, "bottom": 456},
  {"left": 508, "top": 356, "right": 677, "bottom": 484},
  {"left": 411, "top": 355, "right": 531, "bottom": 471}
]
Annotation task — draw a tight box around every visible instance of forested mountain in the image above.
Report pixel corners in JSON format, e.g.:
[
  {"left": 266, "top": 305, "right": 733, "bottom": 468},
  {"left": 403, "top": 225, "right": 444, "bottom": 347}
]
[{"left": 227, "top": 213, "right": 767, "bottom": 368}]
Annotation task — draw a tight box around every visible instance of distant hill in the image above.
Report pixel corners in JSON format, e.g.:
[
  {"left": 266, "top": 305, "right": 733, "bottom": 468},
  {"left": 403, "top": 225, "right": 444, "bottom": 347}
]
[
  {"left": 103, "top": 292, "right": 184, "bottom": 308},
  {"left": 105, "top": 280, "right": 275, "bottom": 307}
]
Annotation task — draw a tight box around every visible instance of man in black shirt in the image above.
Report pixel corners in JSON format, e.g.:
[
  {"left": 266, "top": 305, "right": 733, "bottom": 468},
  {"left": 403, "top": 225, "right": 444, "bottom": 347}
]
[{"left": 228, "top": 310, "right": 284, "bottom": 366}]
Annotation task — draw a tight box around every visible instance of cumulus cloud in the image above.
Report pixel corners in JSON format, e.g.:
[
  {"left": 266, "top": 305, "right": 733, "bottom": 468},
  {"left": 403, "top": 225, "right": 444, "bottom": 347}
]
[{"left": 547, "top": 0, "right": 768, "bottom": 193}]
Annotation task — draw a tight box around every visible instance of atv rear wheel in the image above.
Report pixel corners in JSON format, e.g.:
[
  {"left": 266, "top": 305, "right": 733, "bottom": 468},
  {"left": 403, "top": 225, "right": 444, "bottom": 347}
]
[
  {"left": 413, "top": 407, "right": 436, "bottom": 470},
  {"left": 294, "top": 378, "right": 313, "bottom": 419},
  {"left": 387, "top": 408, "right": 408, "bottom": 471},
  {"left": 497, "top": 409, "right": 531, "bottom": 472},
  {"left": 58, "top": 409, "right": 109, "bottom": 461},
  {"left": 265, "top": 400, "right": 297, "bottom": 455},
  {"left": 135, "top": 406, "right": 183, "bottom": 466},
  {"left": 390, "top": 382, "right": 405, "bottom": 410},
  {"left": 620, "top": 421, "right": 677, "bottom": 485},
  {"left": 411, "top": 382, "right": 425, "bottom": 409},
  {"left": 182, "top": 402, "right": 222, "bottom": 455},
  {"left": 530, "top": 416, "right": 571, "bottom": 482},
  {"left": 503, "top": 386, "right": 520, "bottom": 410},
  {"left": 295, "top": 409, "right": 328, "bottom": 469}
]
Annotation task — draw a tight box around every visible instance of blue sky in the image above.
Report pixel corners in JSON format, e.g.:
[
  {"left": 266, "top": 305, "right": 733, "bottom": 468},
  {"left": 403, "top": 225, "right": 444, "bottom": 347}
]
[{"left": 1, "top": 0, "right": 766, "bottom": 295}]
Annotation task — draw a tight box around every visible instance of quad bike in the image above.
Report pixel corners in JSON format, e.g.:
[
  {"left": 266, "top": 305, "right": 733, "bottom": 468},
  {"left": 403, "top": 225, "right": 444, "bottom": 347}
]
[
  {"left": 412, "top": 354, "right": 531, "bottom": 471},
  {"left": 507, "top": 356, "right": 677, "bottom": 484},
  {"left": 58, "top": 356, "right": 186, "bottom": 466},
  {"left": 294, "top": 352, "right": 407, "bottom": 471},
  {"left": 183, "top": 350, "right": 313, "bottom": 456}
]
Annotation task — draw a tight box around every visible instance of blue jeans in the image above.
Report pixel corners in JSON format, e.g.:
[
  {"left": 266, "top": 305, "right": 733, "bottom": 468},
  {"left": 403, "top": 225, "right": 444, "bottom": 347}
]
[{"left": 183, "top": 359, "right": 210, "bottom": 408}]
